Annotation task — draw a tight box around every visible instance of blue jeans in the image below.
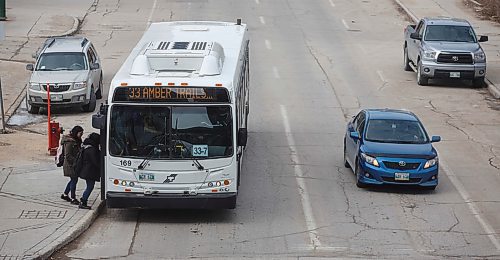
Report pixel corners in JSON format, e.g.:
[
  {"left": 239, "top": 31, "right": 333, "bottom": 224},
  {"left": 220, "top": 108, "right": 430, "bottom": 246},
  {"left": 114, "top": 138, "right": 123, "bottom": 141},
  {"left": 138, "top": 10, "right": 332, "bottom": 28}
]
[
  {"left": 81, "top": 179, "right": 95, "bottom": 202},
  {"left": 64, "top": 177, "right": 78, "bottom": 199}
]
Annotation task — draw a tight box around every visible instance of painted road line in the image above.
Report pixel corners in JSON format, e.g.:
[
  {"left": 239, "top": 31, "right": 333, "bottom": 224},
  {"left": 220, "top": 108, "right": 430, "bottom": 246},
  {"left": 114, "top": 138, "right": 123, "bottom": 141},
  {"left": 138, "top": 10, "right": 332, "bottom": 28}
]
[
  {"left": 259, "top": 16, "right": 266, "bottom": 25},
  {"left": 273, "top": 66, "right": 280, "bottom": 79},
  {"left": 265, "top": 40, "right": 272, "bottom": 50},
  {"left": 341, "top": 19, "right": 350, "bottom": 30},
  {"left": 377, "top": 70, "right": 387, "bottom": 83},
  {"left": 280, "top": 105, "right": 322, "bottom": 249},
  {"left": 440, "top": 159, "right": 500, "bottom": 251},
  {"left": 146, "top": 0, "right": 158, "bottom": 28}
]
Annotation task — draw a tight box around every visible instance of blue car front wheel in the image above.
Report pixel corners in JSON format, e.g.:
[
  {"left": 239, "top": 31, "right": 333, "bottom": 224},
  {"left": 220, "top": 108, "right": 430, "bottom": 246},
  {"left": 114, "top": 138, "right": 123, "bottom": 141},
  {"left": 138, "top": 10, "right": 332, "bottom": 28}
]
[{"left": 355, "top": 160, "right": 368, "bottom": 188}]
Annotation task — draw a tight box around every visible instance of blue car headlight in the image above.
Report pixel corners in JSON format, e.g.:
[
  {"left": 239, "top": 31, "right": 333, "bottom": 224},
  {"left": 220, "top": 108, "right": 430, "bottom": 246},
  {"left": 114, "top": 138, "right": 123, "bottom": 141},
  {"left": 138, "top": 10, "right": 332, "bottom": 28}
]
[
  {"left": 424, "top": 157, "right": 438, "bottom": 169},
  {"left": 361, "top": 153, "right": 379, "bottom": 167}
]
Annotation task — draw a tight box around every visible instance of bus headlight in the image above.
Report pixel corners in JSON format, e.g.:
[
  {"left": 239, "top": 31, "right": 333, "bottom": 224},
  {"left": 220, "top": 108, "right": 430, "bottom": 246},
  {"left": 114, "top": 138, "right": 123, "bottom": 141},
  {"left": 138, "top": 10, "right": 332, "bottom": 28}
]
[{"left": 204, "top": 180, "right": 232, "bottom": 188}]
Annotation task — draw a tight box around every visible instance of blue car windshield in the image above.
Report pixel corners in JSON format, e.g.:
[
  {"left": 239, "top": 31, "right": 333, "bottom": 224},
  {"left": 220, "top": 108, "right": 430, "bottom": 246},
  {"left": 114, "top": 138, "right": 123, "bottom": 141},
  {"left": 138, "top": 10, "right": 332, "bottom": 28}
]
[{"left": 365, "top": 119, "right": 429, "bottom": 144}]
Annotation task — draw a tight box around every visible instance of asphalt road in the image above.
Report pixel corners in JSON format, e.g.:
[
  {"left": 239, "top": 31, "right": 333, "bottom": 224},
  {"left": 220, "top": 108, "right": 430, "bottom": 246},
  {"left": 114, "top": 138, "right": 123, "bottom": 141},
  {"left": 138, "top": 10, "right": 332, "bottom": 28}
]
[{"left": 53, "top": 0, "right": 500, "bottom": 258}]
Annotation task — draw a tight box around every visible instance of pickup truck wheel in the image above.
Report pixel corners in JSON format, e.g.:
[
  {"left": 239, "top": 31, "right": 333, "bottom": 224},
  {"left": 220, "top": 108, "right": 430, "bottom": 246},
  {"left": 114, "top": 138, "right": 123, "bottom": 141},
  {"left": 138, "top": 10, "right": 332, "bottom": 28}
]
[
  {"left": 403, "top": 46, "right": 412, "bottom": 71},
  {"left": 417, "top": 61, "right": 429, "bottom": 86},
  {"left": 472, "top": 77, "right": 485, "bottom": 88}
]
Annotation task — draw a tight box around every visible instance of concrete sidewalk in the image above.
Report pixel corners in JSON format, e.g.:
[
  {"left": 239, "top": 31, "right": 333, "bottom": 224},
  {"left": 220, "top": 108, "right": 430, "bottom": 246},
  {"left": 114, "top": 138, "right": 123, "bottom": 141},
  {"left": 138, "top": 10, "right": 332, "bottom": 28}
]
[
  {"left": 0, "top": 1, "right": 104, "bottom": 259},
  {"left": 394, "top": 0, "right": 500, "bottom": 98}
]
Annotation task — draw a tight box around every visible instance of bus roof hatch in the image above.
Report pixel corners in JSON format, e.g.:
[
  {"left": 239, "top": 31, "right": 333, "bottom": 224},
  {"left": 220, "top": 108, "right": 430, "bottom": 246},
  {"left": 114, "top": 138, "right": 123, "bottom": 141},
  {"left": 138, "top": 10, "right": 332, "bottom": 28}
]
[{"left": 130, "top": 41, "right": 225, "bottom": 76}]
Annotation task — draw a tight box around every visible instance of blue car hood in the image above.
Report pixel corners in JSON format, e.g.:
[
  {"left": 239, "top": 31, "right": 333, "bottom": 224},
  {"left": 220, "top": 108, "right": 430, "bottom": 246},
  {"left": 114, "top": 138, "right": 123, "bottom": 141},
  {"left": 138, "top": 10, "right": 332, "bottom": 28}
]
[{"left": 362, "top": 141, "right": 436, "bottom": 159}]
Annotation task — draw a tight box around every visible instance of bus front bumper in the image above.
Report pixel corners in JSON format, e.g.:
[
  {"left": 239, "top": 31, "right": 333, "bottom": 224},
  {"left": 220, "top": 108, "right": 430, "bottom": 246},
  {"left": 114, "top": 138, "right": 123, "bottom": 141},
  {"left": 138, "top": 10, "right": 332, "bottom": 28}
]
[{"left": 106, "top": 192, "right": 237, "bottom": 209}]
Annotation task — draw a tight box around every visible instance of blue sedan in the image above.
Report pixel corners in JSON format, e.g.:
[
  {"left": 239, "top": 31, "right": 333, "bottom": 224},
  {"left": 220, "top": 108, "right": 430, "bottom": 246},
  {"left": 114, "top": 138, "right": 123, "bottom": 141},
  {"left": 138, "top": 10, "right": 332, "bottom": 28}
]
[{"left": 343, "top": 109, "right": 441, "bottom": 190}]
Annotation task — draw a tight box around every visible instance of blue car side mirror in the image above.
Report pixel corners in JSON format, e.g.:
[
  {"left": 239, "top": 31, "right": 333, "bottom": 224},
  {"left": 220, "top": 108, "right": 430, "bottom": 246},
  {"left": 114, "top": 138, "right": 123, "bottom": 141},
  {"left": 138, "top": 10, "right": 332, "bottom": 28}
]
[
  {"left": 350, "top": 131, "right": 360, "bottom": 140},
  {"left": 431, "top": 136, "right": 441, "bottom": 143}
]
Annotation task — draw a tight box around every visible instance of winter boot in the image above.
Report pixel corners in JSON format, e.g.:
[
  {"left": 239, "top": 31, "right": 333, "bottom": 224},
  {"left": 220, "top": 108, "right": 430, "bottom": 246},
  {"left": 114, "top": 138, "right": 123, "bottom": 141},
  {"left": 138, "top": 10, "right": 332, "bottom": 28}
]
[
  {"left": 79, "top": 199, "right": 91, "bottom": 210},
  {"left": 61, "top": 194, "right": 72, "bottom": 202}
]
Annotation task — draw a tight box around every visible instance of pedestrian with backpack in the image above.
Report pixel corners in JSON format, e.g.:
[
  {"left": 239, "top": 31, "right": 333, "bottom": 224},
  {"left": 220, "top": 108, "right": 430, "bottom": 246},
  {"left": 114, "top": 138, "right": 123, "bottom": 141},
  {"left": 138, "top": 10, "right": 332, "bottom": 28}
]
[
  {"left": 76, "top": 133, "right": 101, "bottom": 209},
  {"left": 60, "top": 125, "right": 83, "bottom": 205}
]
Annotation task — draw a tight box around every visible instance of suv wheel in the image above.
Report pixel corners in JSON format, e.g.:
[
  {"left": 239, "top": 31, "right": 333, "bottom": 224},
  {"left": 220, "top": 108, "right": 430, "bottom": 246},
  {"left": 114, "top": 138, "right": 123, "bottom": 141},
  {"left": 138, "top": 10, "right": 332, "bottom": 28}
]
[
  {"left": 27, "top": 102, "right": 40, "bottom": 114},
  {"left": 96, "top": 74, "right": 103, "bottom": 99},
  {"left": 472, "top": 77, "right": 485, "bottom": 88},
  {"left": 403, "top": 46, "right": 412, "bottom": 71},
  {"left": 82, "top": 87, "right": 97, "bottom": 112},
  {"left": 417, "top": 61, "right": 429, "bottom": 86}
]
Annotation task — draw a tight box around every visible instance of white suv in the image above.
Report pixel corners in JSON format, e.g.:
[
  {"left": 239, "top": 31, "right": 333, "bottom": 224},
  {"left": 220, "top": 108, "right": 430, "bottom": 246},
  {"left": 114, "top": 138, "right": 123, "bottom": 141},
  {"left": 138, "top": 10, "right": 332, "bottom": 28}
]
[{"left": 26, "top": 37, "right": 103, "bottom": 113}]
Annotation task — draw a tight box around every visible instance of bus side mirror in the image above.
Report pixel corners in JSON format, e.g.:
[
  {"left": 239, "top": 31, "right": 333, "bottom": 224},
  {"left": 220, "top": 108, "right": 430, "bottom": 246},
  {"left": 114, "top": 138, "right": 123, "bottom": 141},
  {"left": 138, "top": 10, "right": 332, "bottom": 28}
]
[
  {"left": 238, "top": 128, "right": 248, "bottom": 147},
  {"left": 92, "top": 113, "right": 106, "bottom": 130}
]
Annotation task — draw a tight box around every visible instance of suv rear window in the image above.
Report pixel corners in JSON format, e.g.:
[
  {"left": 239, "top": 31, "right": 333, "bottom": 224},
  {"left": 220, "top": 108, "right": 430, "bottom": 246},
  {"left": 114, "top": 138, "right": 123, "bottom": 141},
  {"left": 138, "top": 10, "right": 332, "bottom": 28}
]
[{"left": 36, "top": 52, "right": 88, "bottom": 71}]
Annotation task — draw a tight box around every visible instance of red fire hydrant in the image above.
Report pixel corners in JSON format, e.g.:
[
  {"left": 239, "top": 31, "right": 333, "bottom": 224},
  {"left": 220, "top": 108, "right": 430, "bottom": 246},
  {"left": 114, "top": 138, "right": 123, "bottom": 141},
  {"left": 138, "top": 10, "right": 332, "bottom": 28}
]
[{"left": 48, "top": 121, "right": 63, "bottom": 156}]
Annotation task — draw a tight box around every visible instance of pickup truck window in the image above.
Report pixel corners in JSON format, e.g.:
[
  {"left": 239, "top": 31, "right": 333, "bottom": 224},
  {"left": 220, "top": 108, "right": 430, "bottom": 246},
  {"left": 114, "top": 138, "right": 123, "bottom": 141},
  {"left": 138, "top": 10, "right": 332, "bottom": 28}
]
[{"left": 424, "top": 25, "right": 476, "bottom": 43}]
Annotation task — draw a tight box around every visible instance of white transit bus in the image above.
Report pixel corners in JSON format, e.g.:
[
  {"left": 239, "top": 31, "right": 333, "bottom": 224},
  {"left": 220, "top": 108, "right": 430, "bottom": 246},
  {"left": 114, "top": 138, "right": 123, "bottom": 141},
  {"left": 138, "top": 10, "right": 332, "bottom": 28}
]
[{"left": 92, "top": 21, "right": 249, "bottom": 209}]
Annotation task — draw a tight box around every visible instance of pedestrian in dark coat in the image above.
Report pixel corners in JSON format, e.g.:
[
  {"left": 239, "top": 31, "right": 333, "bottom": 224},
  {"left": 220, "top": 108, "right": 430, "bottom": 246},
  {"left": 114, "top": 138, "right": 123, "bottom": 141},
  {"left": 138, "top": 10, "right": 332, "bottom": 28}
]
[
  {"left": 61, "top": 125, "right": 83, "bottom": 205},
  {"left": 78, "top": 133, "right": 101, "bottom": 209}
]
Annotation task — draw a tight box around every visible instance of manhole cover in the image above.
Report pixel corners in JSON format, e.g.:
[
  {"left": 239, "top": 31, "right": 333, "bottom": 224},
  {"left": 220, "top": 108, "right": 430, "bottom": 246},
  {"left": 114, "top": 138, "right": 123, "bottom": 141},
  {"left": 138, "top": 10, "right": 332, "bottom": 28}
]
[{"left": 19, "top": 210, "right": 67, "bottom": 219}]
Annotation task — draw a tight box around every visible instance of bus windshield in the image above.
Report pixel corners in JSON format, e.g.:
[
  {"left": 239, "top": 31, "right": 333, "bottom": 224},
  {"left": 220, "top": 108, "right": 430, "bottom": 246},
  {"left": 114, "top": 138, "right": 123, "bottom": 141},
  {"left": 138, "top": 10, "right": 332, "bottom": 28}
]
[{"left": 109, "top": 105, "right": 233, "bottom": 159}]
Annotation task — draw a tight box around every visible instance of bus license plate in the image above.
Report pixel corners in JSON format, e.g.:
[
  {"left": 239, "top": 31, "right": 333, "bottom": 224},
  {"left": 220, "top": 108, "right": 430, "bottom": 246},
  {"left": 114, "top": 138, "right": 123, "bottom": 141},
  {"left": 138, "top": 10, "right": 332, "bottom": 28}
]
[
  {"left": 395, "top": 172, "right": 410, "bottom": 181},
  {"left": 450, "top": 72, "right": 460, "bottom": 78},
  {"left": 138, "top": 173, "right": 155, "bottom": 181}
]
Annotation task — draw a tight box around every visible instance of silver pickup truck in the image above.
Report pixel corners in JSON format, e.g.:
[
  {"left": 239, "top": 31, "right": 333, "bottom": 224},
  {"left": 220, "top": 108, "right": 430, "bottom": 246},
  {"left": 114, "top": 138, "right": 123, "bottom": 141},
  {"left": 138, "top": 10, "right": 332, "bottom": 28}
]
[{"left": 403, "top": 17, "right": 488, "bottom": 87}]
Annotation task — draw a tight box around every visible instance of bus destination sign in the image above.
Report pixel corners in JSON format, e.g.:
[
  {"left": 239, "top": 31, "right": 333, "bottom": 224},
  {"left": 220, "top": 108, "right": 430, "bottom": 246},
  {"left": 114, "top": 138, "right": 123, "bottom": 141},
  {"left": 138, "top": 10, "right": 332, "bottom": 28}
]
[{"left": 113, "top": 86, "right": 230, "bottom": 103}]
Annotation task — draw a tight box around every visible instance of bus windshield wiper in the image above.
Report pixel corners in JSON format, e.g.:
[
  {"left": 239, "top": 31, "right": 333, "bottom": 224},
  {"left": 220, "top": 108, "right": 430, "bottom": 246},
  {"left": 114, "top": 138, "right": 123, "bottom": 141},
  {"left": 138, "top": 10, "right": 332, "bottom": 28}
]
[
  {"left": 138, "top": 134, "right": 168, "bottom": 170},
  {"left": 172, "top": 117, "right": 204, "bottom": 171},
  {"left": 192, "top": 158, "right": 204, "bottom": 171}
]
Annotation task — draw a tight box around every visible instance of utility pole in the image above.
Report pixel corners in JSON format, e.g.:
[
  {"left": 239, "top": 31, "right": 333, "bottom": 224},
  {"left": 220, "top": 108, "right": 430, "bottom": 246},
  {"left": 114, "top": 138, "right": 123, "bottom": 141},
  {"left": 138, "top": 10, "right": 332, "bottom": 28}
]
[{"left": 0, "top": 0, "right": 5, "bottom": 21}]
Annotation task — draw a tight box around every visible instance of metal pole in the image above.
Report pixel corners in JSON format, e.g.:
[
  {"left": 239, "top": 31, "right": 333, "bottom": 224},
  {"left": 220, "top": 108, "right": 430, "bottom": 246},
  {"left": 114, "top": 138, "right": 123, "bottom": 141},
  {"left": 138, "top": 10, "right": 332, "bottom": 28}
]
[
  {"left": 0, "top": 0, "right": 6, "bottom": 21},
  {"left": 46, "top": 83, "right": 51, "bottom": 153},
  {"left": 0, "top": 77, "right": 6, "bottom": 133}
]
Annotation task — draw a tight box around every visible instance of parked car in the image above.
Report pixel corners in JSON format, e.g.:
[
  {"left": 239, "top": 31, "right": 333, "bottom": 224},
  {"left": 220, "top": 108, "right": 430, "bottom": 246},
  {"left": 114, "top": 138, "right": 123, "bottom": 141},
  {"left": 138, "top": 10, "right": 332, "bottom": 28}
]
[
  {"left": 344, "top": 109, "right": 441, "bottom": 190},
  {"left": 404, "top": 17, "right": 488, "bottom": 87},
  {"left": 26, "top": 37, "right": 103, "bottom": 114}
]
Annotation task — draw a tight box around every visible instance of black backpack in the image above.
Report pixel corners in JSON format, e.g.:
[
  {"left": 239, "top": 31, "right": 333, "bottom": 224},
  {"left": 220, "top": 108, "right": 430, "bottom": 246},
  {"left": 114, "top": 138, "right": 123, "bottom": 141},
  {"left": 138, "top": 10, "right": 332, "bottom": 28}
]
[
  {"left": 74, "top": 146, "right": 85, "bottom": 176},
  {"left": 55, "top": 145, "right": 64, "bottom": 167}
]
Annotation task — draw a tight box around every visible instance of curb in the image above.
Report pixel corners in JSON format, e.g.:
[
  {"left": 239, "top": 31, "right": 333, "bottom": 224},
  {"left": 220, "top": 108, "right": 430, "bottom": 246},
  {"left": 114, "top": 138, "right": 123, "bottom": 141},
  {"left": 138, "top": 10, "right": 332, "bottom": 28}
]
[
  {"left": 487, "top": 78, "right": 500, "bottom": 98},
  {"left": 31, "top": 199, "right": 105, "bottom": 260},
  {"left": 393, "top": 0, "right": 500, "bottom": 99},
  {"left": 31, "top": 16, "right": 81, "bottom": 38}
]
